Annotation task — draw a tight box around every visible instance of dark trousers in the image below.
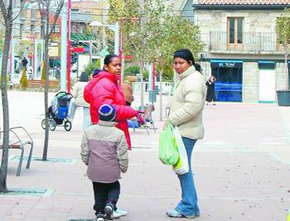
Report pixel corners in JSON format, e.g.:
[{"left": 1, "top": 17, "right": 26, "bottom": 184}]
[{"left": 92, "top": 181, "right": 120, "bottom": 215}]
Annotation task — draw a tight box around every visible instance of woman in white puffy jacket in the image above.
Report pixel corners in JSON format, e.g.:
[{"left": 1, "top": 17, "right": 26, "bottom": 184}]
[
  {"left": 67, "top": 72, "right": 91, "bottom": 130},
  {"left": 166, "top": 49, "right": 206, "bottom": 219}
]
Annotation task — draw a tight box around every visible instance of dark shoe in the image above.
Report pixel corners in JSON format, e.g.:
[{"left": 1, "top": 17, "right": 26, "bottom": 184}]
[{"left": 104, "top": 202, "right": 114, "bottom": 220}]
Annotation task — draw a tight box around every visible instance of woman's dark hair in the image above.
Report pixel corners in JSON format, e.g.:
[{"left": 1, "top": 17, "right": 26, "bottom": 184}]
[
  {"left": 79, "top": 72, "right": 89, "bottom": 82},
  {"left": 104, "top": 54, "right": 119, "bottom": 66},
  {"left": 173, "top": 49, "right": 200, "bottom": 71}
]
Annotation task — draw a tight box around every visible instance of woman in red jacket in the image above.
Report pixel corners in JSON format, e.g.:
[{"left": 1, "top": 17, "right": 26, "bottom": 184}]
[{"left": 84, "top": 54, "right": 144, "bottom": 150}]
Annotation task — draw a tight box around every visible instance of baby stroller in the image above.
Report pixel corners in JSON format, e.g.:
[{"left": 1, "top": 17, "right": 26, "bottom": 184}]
[{"left": 41, "top": 91, "right": 73, "bottom": 131}]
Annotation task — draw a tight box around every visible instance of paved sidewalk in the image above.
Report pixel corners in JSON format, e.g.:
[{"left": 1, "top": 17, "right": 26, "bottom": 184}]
[{"left": 0, "top": 91, "right": 290, "bottom": 221}]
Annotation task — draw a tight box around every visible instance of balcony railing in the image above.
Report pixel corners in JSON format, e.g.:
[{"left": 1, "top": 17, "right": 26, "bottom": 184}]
[{"left": 209, "top": 32, "right": 284, "bottom": 54}]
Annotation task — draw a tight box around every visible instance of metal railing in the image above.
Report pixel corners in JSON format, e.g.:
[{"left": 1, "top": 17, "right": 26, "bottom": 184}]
[{"left": 209, "top": 32, "right": 282, "bottom": 53}]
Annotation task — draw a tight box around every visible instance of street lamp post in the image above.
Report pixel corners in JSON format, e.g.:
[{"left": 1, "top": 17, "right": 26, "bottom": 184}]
[
  {"left": 90, "top": 21, "right": 120, "bottom": 56},
  {"left": 67, "top": 0, "right": 72, "bottom": 93},
  {"left": 60, "top": 4, "right": 68, "bottom": 91}
]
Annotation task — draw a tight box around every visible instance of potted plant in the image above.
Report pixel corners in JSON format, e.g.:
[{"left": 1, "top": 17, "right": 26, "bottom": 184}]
[
  {"left": 20, "top": 68, "right": 29, "bottom": 90},
  {"left": 276, "top": 8, "right": 290, "bottom": 106}
]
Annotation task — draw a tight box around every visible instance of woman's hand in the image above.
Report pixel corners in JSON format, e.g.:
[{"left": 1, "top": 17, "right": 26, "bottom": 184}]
[
  {"left": 163, "top": 120, "right": 170, "bottom": 130},
  {"left": 136, "top": 113, "right": 145, "bottom": 125}
]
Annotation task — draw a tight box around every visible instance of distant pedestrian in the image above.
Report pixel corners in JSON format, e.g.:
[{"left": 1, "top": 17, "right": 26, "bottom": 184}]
[
  {"left": 22, "top": 57, "right": 28, "bottom": 70},
  {"left": 206, "top": 75, "right": 217, "bottom": 105},
  {"left": 122, "top": 80, "right": 134, "bottom": 106},
  {"left": 67, "top": 72, "right": 91, "bottom": 130},
  {"left": 81, "top": 104, "right": 128, "bottom": 221},
  {"left": 166, "top": 49, "right": 206, "bottom": 219}
]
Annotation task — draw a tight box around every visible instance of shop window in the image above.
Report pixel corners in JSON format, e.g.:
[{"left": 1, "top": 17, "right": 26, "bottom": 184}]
[
  {"left": 50, "top": 24, "right": 60, "bottom": 33},
  {"left": 227, "top": 18, "right": 244, "bottom": 49}
]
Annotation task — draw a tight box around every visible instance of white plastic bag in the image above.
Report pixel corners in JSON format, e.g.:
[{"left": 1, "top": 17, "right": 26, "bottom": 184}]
[{"left": 172, "top": 126, "right": 189, "bottom": 175}]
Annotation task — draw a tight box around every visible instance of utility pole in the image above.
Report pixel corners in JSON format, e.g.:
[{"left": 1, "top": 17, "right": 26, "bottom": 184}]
[
  {"left": 159, "top": 70, "right": 163, "bottom": 121},
  {"left": 114, "top": 22, "right": 120, "bottom": 56},
  {"left": 67, "top": 0, "right": 72, "bottom": 93},
  {"left": 139, "top": 0, "right": 146, "bottom": 110},
  {"left": 60, "top": 4, "right": 67, "bottom": 91}
]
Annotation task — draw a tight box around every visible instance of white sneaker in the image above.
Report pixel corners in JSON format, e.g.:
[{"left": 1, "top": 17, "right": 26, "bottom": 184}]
[
  {"left": 112, "top": 211, "right": 122, "bottom": 219},
  {"left": 115, "top": 208, "right": 128, "bottom": 217},
  {"left": 96, "top": 214, "right": 105, "bottom": 221}
]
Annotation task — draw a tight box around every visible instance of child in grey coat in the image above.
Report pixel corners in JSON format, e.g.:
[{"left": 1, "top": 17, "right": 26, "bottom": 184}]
[{"left": 81, "top": 104, "right": 128, "bottom": 221}]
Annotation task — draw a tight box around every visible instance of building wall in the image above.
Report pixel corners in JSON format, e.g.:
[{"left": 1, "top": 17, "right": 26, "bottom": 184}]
[
  {"left": 195, "top": 9, "right": 282, "bottom": 46},
  {"left": 276, "top": 62, "right": 288, "bottom": 91},
  {"left": 200, "top": 61, "right": 211, "bottom": 79},
  {"left": 196, "top": 8, "right": 288, "bottom": 103},
  {"left": 243, "top": 62, "right": 259, "bottom": 102}
]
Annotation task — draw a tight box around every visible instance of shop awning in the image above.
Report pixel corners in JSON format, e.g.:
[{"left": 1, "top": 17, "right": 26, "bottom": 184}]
[
  {"left": 71, "top": 33, "right": 94, "bottom": 42},
  {"left": 258, "top": 61, "right": 276, "bottom": 69}
]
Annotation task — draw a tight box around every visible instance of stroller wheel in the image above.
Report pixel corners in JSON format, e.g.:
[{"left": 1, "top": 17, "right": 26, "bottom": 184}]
[
  {"left": 49, "top": 121, "right": 57, "bottom": 131},
  {"left": 41, "top": 119, "right": 46, "bottom": 129},
  {"left": 64, "top": 120, "right": 72, "bottom": 131}
]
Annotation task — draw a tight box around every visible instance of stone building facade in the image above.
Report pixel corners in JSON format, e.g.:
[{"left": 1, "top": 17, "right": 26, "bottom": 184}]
[{"left": 193, "top": 0, "right": 290, "bottom": 103}]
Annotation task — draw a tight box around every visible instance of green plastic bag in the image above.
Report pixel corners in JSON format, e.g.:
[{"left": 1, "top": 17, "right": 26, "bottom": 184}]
[{"left": 159, "top": 123, "right": 179, "bottom": 166}]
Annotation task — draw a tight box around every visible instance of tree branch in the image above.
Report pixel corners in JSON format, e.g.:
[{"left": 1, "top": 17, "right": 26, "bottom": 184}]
[
  {"left": 0, "top": 0, "right": 7, "bottom": 21},
  {"left": 11, "top": 0, "right": 26, "bottom": 23},
  {"left": 48, "top": 0, "right": 64, "bottom": 37}
]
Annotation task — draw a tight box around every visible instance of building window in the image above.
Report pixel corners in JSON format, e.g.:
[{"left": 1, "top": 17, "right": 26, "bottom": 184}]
[
  {"left": 20, "top": 10, "right": 26, "bottom": 18},
  {"left": 31, "top": 9, "right": 37, "bottom": 19},
  {"left": 20, "top": 23, "right": 24, "bottom": 38},
  {"left": 50, "top": 24, "right": 60, "bottom": 33},
  {"left": 31, "top": 24, "right": 35, "bottom": 32},
  {"left": 228, "top": 18, "right": 243, "bottom": 45},
  {"left": 72, "top": 25, "right": 77, "bottom": 33}
]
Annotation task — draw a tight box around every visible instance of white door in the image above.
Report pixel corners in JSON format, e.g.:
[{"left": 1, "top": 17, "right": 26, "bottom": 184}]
[{"left": 259, "top": 69, "right": 276, "bottom": 102}]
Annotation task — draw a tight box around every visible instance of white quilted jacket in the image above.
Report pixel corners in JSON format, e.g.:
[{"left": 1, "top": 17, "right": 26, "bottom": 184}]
[{"left": 169, "top": 65, "right": 206, "bottom": 140}]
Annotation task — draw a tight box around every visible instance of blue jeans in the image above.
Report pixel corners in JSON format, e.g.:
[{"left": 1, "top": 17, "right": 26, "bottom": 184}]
[{"left": 175, "top": 137, "right": 199, "bottom": 216}]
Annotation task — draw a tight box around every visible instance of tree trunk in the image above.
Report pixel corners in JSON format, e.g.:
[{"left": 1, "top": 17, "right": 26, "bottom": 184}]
[
  {"left": 42, "top": 40, "right": 50, "bottom": 160},
  {"left": 0, "top": 20, "right": 12, "bottom": 193},
  {"left": 139, "top": 59, "right": 144, "bottom": 110},
  {"left": 159, "top": 69, "right": 163, "bottom": 121}
]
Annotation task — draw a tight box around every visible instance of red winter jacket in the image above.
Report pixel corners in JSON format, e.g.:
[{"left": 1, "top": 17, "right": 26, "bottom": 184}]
[{"left": 84, "top": 71, "right": 138, "bottom": 149}]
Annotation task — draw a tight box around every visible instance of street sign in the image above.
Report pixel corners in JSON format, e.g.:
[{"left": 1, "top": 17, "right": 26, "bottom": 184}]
[
  {"left": 123, "top": 55, "right": 132, "bottom": 60},
  {"left": 72, "top": 47, "right": 84, "bottom": 53}
]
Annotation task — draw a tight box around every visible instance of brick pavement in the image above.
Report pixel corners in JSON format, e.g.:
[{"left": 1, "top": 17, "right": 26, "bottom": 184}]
[{"left": 0, "top": 91, "right": 290, "bottom": 221}]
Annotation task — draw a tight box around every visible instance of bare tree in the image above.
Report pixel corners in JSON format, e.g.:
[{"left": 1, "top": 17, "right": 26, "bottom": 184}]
[
  {"left": 38, "top": 0, "right": 64, "bottom": 160},
  {"left": 0, "top": 0, "right": 25, "bottom": 192}
]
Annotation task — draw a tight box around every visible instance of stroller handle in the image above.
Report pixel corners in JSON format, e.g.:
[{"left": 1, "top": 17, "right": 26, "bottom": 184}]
[{"left": 55, "top": 91, "right": 73, "bottom": 100}]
